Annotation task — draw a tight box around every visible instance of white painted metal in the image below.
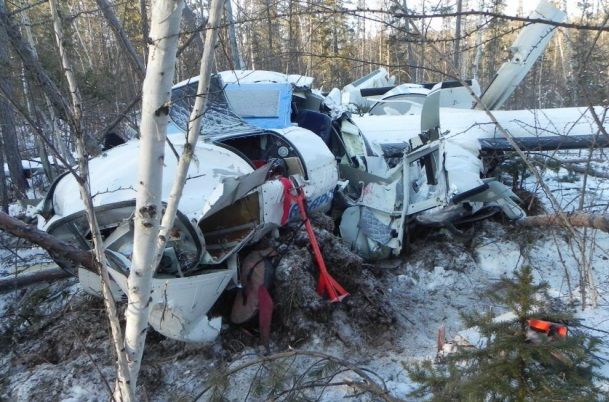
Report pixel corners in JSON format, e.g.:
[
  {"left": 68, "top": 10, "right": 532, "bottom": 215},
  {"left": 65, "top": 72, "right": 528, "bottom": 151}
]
[
  {"left": 105, "top": 251, "right": 235, "bottom": 342},
  {"left": 281, "top": 126, "right": 338, "bottom": 205},
  {"left": 173, "top": 70, "right": 315, "bottom": 89},
  {"left": 42, "top": 138, "right": 253, "bottom": 225}
]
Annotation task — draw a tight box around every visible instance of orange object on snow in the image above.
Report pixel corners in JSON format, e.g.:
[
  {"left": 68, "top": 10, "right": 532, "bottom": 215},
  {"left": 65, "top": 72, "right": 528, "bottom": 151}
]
[
  {"left": 528, "top": 319, "right": 568, "bottom": 337},
  {"left": 280, "top": 177, "right": 349, "bottom": 302}
]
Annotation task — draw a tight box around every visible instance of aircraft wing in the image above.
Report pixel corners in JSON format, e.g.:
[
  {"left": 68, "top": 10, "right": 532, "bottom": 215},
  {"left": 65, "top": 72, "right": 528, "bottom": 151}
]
[{"left": 441, "top": 107, "right": 609, "bottom": 151}]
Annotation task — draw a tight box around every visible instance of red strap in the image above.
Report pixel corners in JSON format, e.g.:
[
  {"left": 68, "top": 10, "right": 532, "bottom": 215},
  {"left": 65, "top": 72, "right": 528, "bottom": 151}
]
[
  {"left": 279, "top": 177, "right": 294, "bottom": 225},
  {"left": 279, "top": 177, "right": 348, "bottom": 302},
  {"left": 252, "top": 160, "right": 267, "bottom": 168}
]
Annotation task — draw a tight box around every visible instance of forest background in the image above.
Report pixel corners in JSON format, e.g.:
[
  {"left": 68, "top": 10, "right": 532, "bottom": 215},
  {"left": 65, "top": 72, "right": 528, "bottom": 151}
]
[{"left": 1, "top": 0, "right": 608, "bottom": 202}]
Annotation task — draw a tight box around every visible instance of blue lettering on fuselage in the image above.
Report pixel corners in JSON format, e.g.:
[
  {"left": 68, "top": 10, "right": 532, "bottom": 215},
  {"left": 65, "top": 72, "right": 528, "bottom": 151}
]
[{"left": 287, "top": 190, "right": 333, "bottom": 221}]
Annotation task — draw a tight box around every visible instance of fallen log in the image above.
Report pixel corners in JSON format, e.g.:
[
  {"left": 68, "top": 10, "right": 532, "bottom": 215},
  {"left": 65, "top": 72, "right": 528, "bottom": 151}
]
[
  {"left": 0, "top": 267, "right": 72, "bottom": 292},
  {"left": 519, "top": 213, "right": 609, "bottom": 233},
  {"left": 0, "top": 211, "right": 95, "bottom": 272},
  {"left": 531, "top": 157, "right": 609, "bottom": 179}
]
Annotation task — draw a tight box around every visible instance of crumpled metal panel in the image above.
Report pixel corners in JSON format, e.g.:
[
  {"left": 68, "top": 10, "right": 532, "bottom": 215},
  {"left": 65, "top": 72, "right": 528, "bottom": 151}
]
[
  {"left": 107, "top": 255, "right": 235, "bottom": 343},
  {"left": 359, "top": 207, "right": 393, "bottom": 245}
]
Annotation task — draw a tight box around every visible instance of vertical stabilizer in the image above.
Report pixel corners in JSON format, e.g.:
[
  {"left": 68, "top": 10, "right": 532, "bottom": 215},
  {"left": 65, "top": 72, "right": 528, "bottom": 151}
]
[{"left": 476, "top": 0, "right": 566, "bottom": 110}]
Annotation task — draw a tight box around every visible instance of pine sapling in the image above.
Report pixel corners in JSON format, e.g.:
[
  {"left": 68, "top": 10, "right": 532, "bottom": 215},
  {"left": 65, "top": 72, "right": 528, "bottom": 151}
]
[{"left": 408, "top": 265, "right": 603, "bottom": 402}]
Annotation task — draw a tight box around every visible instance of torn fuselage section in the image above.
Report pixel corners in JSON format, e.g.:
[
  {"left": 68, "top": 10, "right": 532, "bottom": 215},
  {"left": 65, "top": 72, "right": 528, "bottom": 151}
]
[
  {"left": 37, "top": 136, "right": 275, "bottom": 341},
  {"left": 336, "top": 107, "right": 525, "bottom": 260},
  {"left": 106, "top": 251, "right": 237, "bottom": 342}
]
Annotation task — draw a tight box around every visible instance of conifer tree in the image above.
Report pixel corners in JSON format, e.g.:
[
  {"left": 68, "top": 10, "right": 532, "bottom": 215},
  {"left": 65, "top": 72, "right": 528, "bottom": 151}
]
[{"left": 409, "top": 265, "right": 603, "bottom": 402}]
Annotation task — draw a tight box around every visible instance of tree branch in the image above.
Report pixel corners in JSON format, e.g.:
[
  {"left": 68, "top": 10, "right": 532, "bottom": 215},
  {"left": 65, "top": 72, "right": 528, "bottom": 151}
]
[{"left": 0, "top": 211, "right": 95, "bottom": 271}]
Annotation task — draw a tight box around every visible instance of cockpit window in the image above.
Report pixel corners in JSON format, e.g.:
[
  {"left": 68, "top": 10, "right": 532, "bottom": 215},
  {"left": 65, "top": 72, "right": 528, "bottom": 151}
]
[{"left": 169, "top": 76, "right": 266, "bottom": 138}]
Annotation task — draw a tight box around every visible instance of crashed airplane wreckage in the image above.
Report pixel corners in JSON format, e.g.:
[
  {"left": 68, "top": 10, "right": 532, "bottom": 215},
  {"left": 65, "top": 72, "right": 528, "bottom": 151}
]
[{"left": 36, "top": 0, "right": 609, "bottom": 342}]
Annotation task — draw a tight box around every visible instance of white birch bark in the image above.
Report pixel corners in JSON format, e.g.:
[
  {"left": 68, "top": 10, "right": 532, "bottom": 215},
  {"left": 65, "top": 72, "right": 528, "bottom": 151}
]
[
  {"left": 123, "top": 0, "right": 184, "bottom": 391},
  {"left": 155, "top": 0, "right": 223, "bottom": 265},
  {"left": 48, "top": 0, "right": 133, "bottom": 400}
]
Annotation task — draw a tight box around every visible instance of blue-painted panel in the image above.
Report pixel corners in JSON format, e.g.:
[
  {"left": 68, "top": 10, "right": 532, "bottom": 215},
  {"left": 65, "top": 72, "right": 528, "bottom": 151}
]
[{"left": 223, "top": 83, "right": 292, "bottom": 129}]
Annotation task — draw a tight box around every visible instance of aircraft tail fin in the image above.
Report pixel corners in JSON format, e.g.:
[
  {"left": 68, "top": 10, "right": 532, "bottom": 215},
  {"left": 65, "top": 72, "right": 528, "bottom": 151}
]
[{"left": 475, "top": 0, "right": 566, "bottom": 110}]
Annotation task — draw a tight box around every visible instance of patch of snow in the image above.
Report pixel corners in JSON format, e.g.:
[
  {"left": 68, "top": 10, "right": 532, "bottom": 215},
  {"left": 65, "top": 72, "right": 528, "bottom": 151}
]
[{"left": 474, "top": 240, "right": 524, "bottom": 277}]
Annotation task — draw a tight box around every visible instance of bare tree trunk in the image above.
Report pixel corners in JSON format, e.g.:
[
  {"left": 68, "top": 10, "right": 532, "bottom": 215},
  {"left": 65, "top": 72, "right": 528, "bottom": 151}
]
[
  {"left": 44, "top": 95, "right": 76, "bottom": 166},
  {"left": 156, "top": 0, "right": 223, "bottom": 264},
  {"left": 0, "top": 2, "right": 99, "bottom": 155},
  {"left": 265, "top": 0, "right": 274, "bottom": 70},
  {"left": 21, "top": 70, "right": 55, "bottom": 182},
  {"left": 0, "top": 5, "right": 27, "bottom": 200},
  {"left": 182, "top": 3, "right": 204, "bottom": 56},
  {"left": 95, "top": 0, "right": 146, "bottom": 78},
  {"left": 0, "top": 211, "right": 96, "bottom": 271},
  {"left": 0, "top": 4, "right": 70, "bottom": 124},
  {"left": 123, "top": 0, "right": 184, "bottom": 392},
  {"left": 48, "top": 0, "right": 133, "bottom": 399},
  {"left": 453, "top": 0, "right": 462, "bottom": 73},
  {"left": 0, "top": 139, "right": 9, "bottom": 212},
  {"left": 540, "top": 156, "right": 609, "bottom": 177},
  {"left": 0, "top": 99, "right": 27, "bottom": 200},
  {"left": 286, "top": 0, "right": 294, "bottom": 73},
  {"left": 18, "top": 5, "right": 75, "bottom": 165},
  {"left": 72, "top": 19, "right": 95, "bottom": 72},
  {"left": 307, "top": 7, "right": 312, "bottom": 75},
  {"left": 139, "top": 0, "right": 149, "bottom": 62},
  {"left": 18, "top": 0, "right": 54, "bottom": 182},
  {"left": 403, "top": 0, "right": 416, "bottom": 81},
  {"left": 471, "top": 13, "right": 483, "bottom": 80},
  {"left": 0, "top": 267, "right": 71, "bottom": 291},
  {"left": 225, "top": 0, "right": 242, "bottom": 69}
]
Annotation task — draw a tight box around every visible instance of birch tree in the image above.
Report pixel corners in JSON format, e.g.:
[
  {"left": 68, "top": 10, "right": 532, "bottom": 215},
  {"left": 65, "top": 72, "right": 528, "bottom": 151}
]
[
  {"left": 47, "top": 0, "right": 133, "bottom": 399},
  {"left": 124, "top": 0, "right": 224, "bottom": 390},
  {"left": 122, "top": 0, "right": 185, "bottom": 391}
]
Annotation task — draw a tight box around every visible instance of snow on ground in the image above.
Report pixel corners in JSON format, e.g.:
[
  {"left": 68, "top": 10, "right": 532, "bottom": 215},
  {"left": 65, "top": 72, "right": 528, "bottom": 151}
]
[{"left": 1, "top": 155, "right": 609, "bottom": 401}]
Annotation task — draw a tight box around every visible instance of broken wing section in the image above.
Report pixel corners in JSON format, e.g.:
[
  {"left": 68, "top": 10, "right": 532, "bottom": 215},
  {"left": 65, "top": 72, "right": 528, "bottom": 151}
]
[{"left": 444, "top": 107, "right": 609, "bottom": 151}]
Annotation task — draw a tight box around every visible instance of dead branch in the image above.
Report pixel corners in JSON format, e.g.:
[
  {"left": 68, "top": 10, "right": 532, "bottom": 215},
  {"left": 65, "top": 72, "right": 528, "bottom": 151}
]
[
  {"left": 49, "top": 0, "right": 133, "bottom": 398},
  {"left": 194, "top": 350, "right": 402, "bottom": 402},
  {"left": 0, "top": 267, "right": 72, "bottom": 292},
  {"left": 519, "top": 213, "right": 609, "bottom": 233},
  {"left": 0, "top": 212, "right": 95, "bottom": 271},
  {"left": 95, "top": 0, "right": 145, "bottom": 78},
  {"left": 531, "top": 157, "right": 609, "bottom": 179},
  {"left": 71, "top": 327, "right": 116, "bottom": 401}
]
